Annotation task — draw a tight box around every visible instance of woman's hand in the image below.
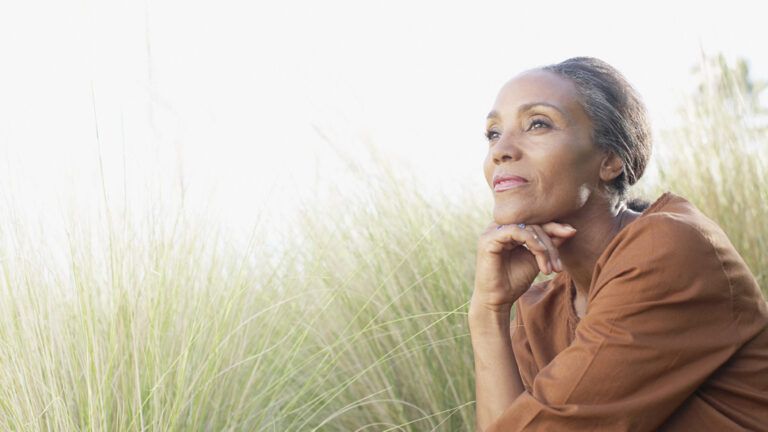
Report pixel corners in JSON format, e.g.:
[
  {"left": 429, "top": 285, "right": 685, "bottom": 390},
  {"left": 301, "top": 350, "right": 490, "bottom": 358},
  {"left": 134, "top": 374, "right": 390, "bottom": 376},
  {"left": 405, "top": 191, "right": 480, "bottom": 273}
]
[{"left": 472, "top": 222, "right": 577, "bottom": 311}]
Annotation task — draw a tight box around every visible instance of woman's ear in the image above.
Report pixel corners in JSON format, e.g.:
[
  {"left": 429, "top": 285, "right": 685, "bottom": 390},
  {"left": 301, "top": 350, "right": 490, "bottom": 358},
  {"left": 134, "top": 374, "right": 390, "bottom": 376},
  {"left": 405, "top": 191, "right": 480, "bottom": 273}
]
[{"left": 599, "top": 152, "right": 624, "bottom": 183}]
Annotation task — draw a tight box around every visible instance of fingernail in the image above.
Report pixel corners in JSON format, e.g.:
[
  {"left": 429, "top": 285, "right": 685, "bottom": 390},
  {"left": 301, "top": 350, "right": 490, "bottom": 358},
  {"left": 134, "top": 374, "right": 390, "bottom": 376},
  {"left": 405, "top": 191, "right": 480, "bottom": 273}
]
[
  {"left": 565, "top": 225, "right": 577, "bottom": 231},
  {"left": 557, "top": 258, "right": 563, "bottom": 270}
]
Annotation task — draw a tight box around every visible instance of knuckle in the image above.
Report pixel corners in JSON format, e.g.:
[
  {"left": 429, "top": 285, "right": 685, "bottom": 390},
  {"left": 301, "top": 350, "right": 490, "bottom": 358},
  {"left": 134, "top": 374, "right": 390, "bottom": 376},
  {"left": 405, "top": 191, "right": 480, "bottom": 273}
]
[
  {"left": 478, "top": 243, "right": 497, "bottom": 254},
  {"left": 477, "top": 237, "right": 492, "bottom": 249}
]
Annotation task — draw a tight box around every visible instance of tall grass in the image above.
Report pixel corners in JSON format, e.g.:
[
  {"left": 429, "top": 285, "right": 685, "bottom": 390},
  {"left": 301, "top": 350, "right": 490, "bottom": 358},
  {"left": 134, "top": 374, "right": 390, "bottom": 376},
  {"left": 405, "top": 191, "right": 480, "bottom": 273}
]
[
  {"left": 642, "top": 54, "right": 767, "bottom": 288},
  {"left": 0, "top": 159, "right": 485, "bottom": 430},
  {"left": 0, "top": 57, "right": 765, "bottom": 430}
]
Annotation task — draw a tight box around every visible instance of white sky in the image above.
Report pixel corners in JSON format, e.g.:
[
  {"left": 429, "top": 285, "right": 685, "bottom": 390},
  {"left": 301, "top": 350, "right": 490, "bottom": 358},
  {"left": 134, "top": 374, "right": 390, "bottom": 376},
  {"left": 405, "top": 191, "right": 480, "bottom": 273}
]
[{"left": 1, "top": 0, "right": 766, "bottom": 252}]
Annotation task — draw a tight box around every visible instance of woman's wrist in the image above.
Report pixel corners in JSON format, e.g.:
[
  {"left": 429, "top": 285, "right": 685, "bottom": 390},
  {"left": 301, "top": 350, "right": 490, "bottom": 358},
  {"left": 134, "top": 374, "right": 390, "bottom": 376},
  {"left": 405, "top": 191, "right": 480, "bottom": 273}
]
[
  {"left": 469, "top": 294, "right": 515, "bottom": 315},
  {"left": 468, "top": 296, "right": 514, "bottom": 332},
  {"left": 469, "top": 296, "right": 524, "bottom": 430}
]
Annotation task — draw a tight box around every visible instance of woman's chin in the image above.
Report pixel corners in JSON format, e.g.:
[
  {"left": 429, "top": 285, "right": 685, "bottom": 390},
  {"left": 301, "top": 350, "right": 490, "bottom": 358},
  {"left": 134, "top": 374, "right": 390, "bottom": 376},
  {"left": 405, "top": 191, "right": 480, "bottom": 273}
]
[{"left": 492, "top": 206, "right": 526, "bottom": 225}]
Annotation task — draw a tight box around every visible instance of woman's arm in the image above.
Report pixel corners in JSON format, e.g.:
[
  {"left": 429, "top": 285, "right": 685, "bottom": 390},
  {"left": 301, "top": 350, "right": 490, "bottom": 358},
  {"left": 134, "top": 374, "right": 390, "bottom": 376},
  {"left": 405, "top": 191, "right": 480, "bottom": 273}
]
[
  {"left": 469, "top": 300, "right": 525, "bottom": 431},
  {"left": 469, "top": 221, "right": 575, "bottom": 430}
]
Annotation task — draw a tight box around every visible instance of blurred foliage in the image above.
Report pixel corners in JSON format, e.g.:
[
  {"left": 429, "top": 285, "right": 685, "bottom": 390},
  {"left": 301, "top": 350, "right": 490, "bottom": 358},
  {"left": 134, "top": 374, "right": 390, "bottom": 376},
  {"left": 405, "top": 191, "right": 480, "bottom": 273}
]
[{"left": 648, "top": 52, "right": 767, "bottom": 290}]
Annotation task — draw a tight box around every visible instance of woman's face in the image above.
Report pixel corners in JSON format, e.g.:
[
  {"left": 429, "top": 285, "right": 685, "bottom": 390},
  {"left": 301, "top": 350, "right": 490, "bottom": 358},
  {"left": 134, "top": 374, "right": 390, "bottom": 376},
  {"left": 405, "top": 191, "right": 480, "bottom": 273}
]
[{"left": 483, "top": 69, "right": 608, "bottom": 225}]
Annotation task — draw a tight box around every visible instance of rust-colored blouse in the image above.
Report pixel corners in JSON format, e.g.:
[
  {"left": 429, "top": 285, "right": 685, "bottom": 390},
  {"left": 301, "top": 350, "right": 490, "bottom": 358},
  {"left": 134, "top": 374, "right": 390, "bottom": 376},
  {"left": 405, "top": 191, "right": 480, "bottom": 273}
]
[{"left": 487, "top": 192, "right": 768, "bottom": 431}]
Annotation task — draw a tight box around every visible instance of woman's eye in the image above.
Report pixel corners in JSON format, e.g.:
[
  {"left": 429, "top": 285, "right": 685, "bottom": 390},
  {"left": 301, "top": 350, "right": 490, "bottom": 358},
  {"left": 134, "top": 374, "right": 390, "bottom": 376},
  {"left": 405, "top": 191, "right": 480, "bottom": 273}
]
[
  {"left": 484, "top": 130, "right": 500, "bottom": 141},
  {"left": 527, "top": 119, "right": 550, "bottom": 131}
]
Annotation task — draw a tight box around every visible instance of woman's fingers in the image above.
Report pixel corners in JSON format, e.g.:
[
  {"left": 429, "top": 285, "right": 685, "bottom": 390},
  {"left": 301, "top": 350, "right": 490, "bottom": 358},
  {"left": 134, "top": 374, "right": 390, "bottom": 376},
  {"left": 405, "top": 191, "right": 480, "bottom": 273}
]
[
  {"left": 494, "top": 224, "right": 554, "bottom": 274},
  {"left": 492, "top": 222, "right": 578, "bottom": 274},
  {"left": 541, "top": 222, "right": 578, "bottom": 238},
  {"left": 530, "top": 225, "right": 562, "bottom": 272},
  {"left": 516, "top": 226, "right": 551, "bottom": 274},
  {"left": 539, "top": 223, "right": 578, "bottom": 271}
]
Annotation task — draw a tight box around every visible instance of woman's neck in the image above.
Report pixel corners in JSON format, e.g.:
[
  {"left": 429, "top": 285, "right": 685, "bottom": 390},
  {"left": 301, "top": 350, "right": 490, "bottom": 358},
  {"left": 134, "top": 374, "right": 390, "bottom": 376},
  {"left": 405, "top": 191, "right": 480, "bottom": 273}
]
[{"left": 557, "top": 198, "right": 641, "bottom": 299}]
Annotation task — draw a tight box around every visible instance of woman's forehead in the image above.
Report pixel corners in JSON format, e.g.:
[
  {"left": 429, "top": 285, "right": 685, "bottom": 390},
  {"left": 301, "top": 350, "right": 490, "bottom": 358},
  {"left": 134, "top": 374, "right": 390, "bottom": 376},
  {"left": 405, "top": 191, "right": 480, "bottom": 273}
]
[
  {"left": 494, "top": 70, "right": 581, "bottom": 113},
  {"left": 490, "top": 69, "right": 586, "bottom": 124}
]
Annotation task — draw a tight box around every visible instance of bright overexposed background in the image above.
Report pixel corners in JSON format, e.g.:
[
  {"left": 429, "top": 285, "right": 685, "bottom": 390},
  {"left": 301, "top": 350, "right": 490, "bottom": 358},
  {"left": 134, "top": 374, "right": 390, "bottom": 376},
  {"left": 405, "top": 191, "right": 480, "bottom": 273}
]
[{"left": 1, "top": 0, "right": 766, "bottom": 252}]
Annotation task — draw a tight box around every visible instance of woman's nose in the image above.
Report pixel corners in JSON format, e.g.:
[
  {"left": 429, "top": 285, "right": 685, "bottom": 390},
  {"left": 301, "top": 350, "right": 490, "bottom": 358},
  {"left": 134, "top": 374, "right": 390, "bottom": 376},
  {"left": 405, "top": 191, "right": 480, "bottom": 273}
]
[{"left": 491, "top": 132, "right": 523, "bottom": 164}]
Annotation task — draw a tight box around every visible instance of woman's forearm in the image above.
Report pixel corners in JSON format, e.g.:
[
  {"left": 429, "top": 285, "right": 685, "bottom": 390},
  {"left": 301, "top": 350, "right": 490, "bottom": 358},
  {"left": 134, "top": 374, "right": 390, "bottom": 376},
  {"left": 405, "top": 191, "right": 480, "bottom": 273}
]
[{"left": 469, "top": 301, "right": 525, "bottom": 431}]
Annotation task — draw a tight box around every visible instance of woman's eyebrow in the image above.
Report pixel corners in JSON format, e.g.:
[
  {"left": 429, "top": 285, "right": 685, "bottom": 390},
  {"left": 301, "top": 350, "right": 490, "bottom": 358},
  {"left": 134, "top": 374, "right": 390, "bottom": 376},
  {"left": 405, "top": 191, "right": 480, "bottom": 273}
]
[
  {"left": 486, "top": 102, "right": 568, "bottom": 120},
  {"left": 517, "top": 102, "right": 567, "bottom": 117}
]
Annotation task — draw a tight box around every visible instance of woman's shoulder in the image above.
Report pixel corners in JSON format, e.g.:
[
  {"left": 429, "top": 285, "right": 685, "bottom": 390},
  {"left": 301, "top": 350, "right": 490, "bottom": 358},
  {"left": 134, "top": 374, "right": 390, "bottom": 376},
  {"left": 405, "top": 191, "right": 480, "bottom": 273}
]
[
  {"left": 594, "top": 191, "right": 765, "bottom": 319},
  {"left": 602, "top": 191, "right": 730, "bottom": 264}
]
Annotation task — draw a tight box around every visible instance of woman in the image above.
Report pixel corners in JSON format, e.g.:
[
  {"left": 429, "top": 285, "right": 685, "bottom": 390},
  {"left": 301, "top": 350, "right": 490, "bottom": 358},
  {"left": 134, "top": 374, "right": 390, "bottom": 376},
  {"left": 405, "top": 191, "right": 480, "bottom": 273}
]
[{"left": 470, "top": 57, "right": 768, "bottom": 431}]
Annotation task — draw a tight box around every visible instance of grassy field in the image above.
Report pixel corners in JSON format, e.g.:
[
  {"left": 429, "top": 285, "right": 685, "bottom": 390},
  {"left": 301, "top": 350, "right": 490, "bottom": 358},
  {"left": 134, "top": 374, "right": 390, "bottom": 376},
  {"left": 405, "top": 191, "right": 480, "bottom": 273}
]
[{"left": 0, "top": 58, "right": 765, "bottom": 430}]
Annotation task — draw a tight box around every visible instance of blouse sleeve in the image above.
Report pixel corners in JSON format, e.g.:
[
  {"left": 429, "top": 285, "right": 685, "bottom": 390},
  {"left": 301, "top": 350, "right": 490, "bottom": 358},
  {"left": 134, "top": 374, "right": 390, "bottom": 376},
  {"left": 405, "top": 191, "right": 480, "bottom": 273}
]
[
  {"left": 509, "top": 283, "right": 540, "bottom": 394},
  {"left": 486, "top": 214, "right": 745, "bottom": 431}
]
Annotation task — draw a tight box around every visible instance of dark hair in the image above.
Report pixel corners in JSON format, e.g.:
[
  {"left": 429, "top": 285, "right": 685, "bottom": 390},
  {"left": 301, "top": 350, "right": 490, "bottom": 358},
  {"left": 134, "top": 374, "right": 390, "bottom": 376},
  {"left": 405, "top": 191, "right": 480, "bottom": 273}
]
[{"left": 541, "top": 57, "right": 652, "bottom": 212}]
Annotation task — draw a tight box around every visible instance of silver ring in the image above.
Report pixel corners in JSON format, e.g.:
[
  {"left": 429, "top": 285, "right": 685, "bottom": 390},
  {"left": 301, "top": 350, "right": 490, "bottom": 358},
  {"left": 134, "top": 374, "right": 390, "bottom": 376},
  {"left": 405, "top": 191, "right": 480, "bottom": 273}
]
[{"left": 517, "top": 223, "right": 526, "bottom": 229}]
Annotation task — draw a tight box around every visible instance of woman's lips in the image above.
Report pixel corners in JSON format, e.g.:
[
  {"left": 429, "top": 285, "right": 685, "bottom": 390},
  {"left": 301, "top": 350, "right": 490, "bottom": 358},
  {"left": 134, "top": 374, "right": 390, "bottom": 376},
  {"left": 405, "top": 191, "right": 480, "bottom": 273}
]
[{"left": 494, "top": 179, "right": 528, "bottom": 192}]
